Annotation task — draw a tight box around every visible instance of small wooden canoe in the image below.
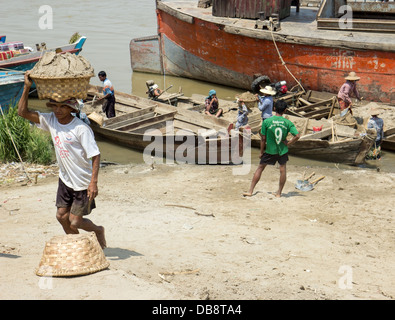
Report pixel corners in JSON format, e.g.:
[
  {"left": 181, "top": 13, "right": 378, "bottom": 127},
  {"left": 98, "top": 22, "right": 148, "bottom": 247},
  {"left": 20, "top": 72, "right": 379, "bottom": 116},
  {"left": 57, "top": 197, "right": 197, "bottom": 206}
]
[{"left": 84, "top": 85, "right": 248, "bottom": 165}]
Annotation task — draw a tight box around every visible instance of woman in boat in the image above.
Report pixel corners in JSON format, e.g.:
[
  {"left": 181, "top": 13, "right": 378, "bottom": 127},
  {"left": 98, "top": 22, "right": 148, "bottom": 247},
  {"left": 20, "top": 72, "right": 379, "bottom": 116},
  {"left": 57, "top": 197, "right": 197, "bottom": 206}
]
[
  {"left": 337, "top": 72, "right": 363, "bottom": 115},
  {"left": 205, "top": 89, "right": 223, "bottom": 117}
]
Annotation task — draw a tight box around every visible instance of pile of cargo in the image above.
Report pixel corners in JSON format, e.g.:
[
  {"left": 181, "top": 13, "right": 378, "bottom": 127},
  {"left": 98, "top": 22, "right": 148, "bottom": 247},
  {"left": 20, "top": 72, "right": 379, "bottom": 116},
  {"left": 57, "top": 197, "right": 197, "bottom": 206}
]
[{"left": 0, "top": 40, "right": 30, "bottom": 61}]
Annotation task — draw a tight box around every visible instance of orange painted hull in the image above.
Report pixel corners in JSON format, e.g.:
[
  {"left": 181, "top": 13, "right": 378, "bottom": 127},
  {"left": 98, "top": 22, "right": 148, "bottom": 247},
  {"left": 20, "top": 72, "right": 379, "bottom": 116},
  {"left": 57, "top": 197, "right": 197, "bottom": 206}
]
[{"left": 152, "top": 4, "right": 395, "bottom": 104}]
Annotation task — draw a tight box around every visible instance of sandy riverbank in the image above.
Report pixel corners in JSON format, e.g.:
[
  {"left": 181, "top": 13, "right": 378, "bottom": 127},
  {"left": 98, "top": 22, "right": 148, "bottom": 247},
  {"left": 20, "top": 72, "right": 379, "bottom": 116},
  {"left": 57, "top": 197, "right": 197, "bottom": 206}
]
[{"left": 0, "top": 161, "right": 394, "bottom": 300}]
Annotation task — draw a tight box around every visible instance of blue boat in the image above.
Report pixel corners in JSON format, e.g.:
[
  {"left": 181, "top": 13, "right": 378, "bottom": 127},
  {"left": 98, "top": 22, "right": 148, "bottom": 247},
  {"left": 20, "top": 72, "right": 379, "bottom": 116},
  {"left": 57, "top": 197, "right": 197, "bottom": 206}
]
[{"left": 0, "top": 71, "right": 25, "bottom": 112}]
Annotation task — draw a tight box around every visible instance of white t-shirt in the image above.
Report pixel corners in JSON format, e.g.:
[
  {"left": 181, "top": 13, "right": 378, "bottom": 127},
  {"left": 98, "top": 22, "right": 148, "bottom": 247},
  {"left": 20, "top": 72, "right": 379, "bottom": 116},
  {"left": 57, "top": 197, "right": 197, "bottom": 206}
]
[{"left": 37, "top": 112, "right": 100, "bottom": 191}]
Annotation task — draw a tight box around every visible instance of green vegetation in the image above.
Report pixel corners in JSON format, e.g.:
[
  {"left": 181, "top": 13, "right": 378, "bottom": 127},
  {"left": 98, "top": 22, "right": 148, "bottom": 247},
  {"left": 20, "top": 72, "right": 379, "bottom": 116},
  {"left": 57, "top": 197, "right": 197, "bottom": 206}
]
[
  {"left": 0, "top": 105, "right": 54, "bottom": 164},
  {"left": 69, "top": 32, "right": 82, "bottom": 44}
]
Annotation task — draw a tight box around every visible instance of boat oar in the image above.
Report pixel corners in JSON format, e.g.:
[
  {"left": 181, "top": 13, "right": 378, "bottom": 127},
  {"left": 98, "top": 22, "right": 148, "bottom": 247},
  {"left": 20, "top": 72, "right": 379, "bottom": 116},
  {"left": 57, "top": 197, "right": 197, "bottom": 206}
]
[
  {"left": 154, "top": 85, "right": 173, "bottom": 100},
  {"left": 295, "top": 176, "right": 325, "bottom": 192}
]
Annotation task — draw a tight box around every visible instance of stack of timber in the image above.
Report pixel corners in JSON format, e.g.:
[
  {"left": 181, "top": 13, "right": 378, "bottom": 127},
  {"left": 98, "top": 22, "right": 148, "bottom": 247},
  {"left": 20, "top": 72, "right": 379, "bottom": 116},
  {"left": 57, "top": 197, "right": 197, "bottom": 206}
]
[{"left": 279, "top": 89, "right": 340, "bottom": 120}]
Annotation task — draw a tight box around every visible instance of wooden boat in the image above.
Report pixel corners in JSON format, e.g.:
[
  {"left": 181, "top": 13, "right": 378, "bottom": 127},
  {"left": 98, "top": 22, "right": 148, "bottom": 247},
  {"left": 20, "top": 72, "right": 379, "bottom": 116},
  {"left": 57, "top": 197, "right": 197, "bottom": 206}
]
[
  {"left": 84, "top": 85, "right": 248, "bottom": 165},
  {"left": 0, "top": 71, "right": 24, "bottom": 111},
  {"left": 0, "top": 36, "right": 86, "bottom": 73},
  {"left": 248, "top": 112, "right": 376, "bottom": 165},
  {"left": 130, "top": 0, "right": 395, "bottom": 104},
  {"left": 382, "top": 128, "right": 395, "bottom": 152}
]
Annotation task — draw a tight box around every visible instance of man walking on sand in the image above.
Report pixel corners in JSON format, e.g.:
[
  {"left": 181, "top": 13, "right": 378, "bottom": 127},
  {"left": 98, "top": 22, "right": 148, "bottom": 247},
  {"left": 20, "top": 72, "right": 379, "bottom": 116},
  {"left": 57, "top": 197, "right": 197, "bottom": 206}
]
[
  {"left": 18, "top": 71, "right": 106, "bottom": 248},
  {"left": 243, "top": 100, "right": 300, "bottom": 198}
]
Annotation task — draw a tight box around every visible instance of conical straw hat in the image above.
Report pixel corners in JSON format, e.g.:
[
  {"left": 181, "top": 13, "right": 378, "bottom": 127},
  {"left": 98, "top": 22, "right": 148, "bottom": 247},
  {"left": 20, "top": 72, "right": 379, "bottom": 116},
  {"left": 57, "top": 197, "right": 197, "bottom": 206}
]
[
  {"left": 36, "top": 232, "right": 109, "bottom": 277},
  {"left": 87, "top": 112, "right": 104, "bottom": 126},
  {"left": 345, "top": 71, "right": 360, "bottom": 81},
  {"left": 260, "top": 85, "right": 276, "bottom": 95}
]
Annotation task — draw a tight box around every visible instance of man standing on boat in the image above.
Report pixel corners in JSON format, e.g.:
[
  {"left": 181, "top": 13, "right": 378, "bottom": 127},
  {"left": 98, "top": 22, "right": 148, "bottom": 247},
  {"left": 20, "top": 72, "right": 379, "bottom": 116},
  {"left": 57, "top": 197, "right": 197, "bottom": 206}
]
[
  {"left": 243, "top": 100, "right": 300, "bottom": 198},
  {"left": 337, "top": 71, "right": 363, "bottom": 115},
  {"left": 18, "top": 71, "right": 107, "bottom": 249},
  {"left": 97, "top": 71, "right": 116, "bottom": 118},
  {"left": 256, "top": 85, "right": 276, "bottom": 122}
]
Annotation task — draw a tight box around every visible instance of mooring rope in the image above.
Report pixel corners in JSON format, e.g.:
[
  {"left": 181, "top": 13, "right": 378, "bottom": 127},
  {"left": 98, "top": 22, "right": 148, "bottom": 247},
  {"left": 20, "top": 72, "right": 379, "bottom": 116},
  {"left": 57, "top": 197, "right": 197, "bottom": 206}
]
[{"left": 269, "top": 17, "right": 306, "bottom": 93}]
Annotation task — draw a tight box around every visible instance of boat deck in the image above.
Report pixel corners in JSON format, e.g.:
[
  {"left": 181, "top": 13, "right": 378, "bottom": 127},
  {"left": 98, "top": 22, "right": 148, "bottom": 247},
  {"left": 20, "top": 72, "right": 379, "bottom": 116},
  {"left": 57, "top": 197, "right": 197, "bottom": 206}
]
[{"left": 163, "top": 1, "right": 395, "bottom": 51}]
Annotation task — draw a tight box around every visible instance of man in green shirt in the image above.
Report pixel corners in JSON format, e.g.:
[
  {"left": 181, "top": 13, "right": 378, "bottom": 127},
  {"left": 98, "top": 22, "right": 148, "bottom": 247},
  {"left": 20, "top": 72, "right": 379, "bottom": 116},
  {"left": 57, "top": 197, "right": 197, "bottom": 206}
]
[{"left": 243, "top": 100, "right": 300, "bottom": 198}]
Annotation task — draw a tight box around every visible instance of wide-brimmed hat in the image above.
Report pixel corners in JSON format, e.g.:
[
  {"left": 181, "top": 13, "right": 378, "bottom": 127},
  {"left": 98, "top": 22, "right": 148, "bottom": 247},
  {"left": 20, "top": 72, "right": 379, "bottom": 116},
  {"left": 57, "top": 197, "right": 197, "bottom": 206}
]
[
  {"left": 46, "top": 99, "right": 79, "bottom": 111},
  {"left": 370, "top": 108, "right": 381, "bottom": 116},
  {"left": 36, "top": 232, "right": 109, "bottom": 277},
  {"left": 260, "top": 85, "right": 276, "bottom": 95},
  {"left": 345, "top": 72, "right": 360, "bottom": 81},
  {"left": 87, "top": 111, "right": 104, "bottom": 126}
]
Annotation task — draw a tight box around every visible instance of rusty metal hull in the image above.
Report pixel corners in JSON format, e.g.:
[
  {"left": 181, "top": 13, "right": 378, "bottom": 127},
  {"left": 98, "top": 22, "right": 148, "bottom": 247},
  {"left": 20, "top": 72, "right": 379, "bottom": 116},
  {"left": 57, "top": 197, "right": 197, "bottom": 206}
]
[{"left": 130, "top": 1, "right": 395, "bottom": 104}]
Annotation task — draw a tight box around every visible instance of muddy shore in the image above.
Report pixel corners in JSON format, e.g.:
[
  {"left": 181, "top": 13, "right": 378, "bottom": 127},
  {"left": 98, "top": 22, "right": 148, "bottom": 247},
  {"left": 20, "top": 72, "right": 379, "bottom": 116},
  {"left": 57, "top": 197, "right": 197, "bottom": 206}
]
[{"left": 1, "top": 160, "right": 394, "bottom": 300}]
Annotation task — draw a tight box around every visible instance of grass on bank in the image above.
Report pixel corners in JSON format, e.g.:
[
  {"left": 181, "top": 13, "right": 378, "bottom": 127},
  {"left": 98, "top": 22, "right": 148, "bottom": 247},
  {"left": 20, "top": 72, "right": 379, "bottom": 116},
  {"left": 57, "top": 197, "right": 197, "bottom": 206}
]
[{"left": 0, "top": 104, "right": 54, "bottom": 165}]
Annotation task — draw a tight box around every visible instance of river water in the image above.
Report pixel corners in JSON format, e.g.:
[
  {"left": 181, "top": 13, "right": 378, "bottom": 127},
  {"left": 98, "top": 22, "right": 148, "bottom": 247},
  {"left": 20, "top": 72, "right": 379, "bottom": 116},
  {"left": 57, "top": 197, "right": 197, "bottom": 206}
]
[{"left": 2, "top": 0, "right": 394, "bottom": 172}]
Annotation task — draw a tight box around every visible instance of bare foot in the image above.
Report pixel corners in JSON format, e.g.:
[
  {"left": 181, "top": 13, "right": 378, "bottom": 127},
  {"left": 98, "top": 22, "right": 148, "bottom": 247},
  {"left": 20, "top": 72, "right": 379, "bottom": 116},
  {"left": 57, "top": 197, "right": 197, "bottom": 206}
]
[
  {"left": 268, "top": 192, "right": 281, "bottom": 198},
  {"left": 95, "top": 226, "right": 107, "bottom": 249},
  {"left": 242, "top": 192, "right": 252, "bottom": 197}
]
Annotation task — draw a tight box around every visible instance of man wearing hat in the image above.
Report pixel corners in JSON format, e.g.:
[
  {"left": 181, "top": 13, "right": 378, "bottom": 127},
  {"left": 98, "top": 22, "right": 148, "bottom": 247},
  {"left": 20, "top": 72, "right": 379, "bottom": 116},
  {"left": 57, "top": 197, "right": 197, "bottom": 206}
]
[
  {"left": 256, "top": 85, "right": 276, "bottom": 122},
  {"left": 18, "top": 71, "right": 107, "bottom": 249},
  {"left": 367, "top": 108, "right": 384, "bottom": 147},
  {"left": 337, "top": 71, "right": 363, "bottom": 114}
]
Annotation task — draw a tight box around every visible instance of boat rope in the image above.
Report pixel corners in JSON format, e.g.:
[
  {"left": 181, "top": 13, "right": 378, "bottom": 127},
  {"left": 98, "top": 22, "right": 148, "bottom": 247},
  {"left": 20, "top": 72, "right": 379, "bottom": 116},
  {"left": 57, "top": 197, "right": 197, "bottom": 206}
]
[
  {"left": 0, "top": 105, "right": 32, "bottom": 183},
  {"left": 269, "top": 17, "right": 306, "bottom": 93}
]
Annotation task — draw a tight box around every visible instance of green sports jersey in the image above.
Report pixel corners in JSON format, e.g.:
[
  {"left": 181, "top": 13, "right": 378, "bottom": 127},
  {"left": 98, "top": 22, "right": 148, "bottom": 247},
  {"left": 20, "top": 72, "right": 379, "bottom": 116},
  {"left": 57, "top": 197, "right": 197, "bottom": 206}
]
[{"left": 261, "top": 116, "right": 299, "bottom": 156}]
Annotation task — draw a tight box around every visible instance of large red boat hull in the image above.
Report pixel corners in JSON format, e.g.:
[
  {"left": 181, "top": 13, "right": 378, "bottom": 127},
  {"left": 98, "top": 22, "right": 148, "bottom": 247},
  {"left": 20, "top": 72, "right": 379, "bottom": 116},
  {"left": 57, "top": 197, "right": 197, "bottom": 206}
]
[{"left": 130, "top": 2, "right": 395, "bottom": 104}]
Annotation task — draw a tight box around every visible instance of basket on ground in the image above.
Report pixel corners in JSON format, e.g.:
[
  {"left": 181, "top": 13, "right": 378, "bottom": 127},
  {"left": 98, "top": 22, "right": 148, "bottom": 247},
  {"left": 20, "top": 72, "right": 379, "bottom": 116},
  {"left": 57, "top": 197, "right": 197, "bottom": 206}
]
[
  {"left": 36, "top": 232, "right": 109, "bottom": 277},
  {"left": 31, "top": 74, "right": 94, "bottom": 102}
]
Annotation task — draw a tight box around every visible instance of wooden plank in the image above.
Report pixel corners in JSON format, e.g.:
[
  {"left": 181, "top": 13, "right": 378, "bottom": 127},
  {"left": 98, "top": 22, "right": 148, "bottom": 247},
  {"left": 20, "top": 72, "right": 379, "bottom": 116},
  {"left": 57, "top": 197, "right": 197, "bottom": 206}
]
[
  {"left": 299, "top": 128, "right": 332, "bottom": 140},
  {"left": 125, "top": 112, "right": 177, "bottom": 132},
  {"left": 107, "top": 112, "right": 158, "bottom": 130},
  {"left": 294, "top": 97, "right": 334, "bottom": 113},
  {"left": 384, "top": 127, "right": 395, "bottom": 137},
  {"left": 105, "top": 107, "right": 156, "bottom": 128}
]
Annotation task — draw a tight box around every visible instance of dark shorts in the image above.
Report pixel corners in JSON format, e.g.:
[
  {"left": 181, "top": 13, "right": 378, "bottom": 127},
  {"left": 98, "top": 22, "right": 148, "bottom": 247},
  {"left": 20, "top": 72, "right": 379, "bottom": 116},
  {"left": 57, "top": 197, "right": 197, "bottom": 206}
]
[
  {"left": 56, "top": 179, "right": 96, "bottom": 217},
  {"left": 103, "top": 95, "right": 116, "bottom": 118},
  {"left": 260, "top": 152, "right": 289, "bottom": 166}
]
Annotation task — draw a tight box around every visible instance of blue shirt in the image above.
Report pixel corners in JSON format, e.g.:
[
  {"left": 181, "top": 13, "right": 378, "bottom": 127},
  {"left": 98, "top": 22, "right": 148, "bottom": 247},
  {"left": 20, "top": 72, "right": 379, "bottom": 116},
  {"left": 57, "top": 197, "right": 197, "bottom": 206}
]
[
  {"left": 367, "top": 117, "right": 384, "bottom": 142},
  {"left": 257, "top": 96, "right": 273, "bottom": 120},
  {"left": 102, "top": 78, "right": 114, "bottom": 97}
]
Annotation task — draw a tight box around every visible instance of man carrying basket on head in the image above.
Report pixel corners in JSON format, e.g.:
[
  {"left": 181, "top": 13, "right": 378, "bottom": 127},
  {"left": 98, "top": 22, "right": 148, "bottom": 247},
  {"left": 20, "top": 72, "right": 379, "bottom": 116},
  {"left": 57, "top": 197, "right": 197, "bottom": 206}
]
[{"left": 18, "top": 71, "right": 107, "bottom": 249}]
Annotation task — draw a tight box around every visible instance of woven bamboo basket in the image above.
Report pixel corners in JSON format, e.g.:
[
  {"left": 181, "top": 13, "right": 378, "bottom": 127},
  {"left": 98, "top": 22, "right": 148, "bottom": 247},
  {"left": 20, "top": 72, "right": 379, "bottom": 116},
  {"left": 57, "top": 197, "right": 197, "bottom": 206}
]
[
  {"left": 235, "top": 92, "right": 257, "bottom": 110},
  {"left": 31, "top": 74, "right": 94, "bottom": 102},
  {"left": 36, "top": 232, "right": 109, "bottom": 277}
]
